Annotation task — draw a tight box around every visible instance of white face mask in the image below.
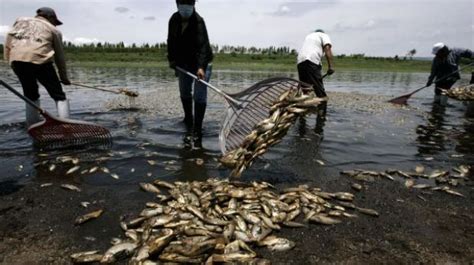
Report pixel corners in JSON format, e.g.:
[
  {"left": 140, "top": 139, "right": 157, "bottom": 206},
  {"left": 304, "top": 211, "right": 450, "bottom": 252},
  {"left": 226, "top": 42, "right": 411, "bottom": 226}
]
[{"left": 178, "top": 4, "right": 194, "bottom": 18}]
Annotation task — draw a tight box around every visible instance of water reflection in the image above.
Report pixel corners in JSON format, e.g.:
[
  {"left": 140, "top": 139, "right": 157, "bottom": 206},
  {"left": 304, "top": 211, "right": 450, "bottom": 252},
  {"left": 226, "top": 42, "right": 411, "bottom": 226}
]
[
  {"left": 416, "top": 103, "right": 447, "bottom": 155},
  {"left": 298, "top": 102, "right": 328, "bottom": 144},
  {"left": 456, "top": 102, "right": 474, "bottom": 154}
]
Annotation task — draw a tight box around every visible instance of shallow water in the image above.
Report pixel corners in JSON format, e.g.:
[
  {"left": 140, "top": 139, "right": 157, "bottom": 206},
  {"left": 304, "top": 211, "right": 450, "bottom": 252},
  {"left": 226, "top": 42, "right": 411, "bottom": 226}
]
[{"left": 0, "top": 63, "right": 472, "bottom": 192}]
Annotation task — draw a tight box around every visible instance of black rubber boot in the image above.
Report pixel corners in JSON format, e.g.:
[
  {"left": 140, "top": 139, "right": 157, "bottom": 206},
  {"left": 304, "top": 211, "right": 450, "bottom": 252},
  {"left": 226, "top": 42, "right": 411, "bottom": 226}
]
[
  {"left": 470, "top": 72, "right": 474, "bottom": 84},
  {"left": 181, "top": 97, "right": 193, "bottom": 131},
  {"left": 193, "top": 102, "right": 206, "bottom": 148},
  {"left": 181, "top": 97, "right": 193, "bottom": 147}
]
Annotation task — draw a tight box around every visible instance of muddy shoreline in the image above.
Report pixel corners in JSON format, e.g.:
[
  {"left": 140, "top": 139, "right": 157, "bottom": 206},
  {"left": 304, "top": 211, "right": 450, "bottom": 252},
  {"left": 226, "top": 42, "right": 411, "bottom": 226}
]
[{"left": 1, "top": 170, "right": 472, "bottom": 264}]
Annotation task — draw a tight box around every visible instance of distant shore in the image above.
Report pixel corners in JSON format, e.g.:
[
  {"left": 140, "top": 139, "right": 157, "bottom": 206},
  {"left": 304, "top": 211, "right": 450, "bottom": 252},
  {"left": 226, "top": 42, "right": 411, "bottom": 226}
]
[{"left": 64, "top": 52, "right": 433, "bottom": 72}]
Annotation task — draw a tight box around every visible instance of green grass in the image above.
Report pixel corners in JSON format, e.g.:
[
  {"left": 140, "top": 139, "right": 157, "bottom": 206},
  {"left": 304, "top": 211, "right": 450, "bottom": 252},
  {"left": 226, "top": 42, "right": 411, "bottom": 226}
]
[{"left": 64, "top": 51, "right": 431, "bottom": 72}]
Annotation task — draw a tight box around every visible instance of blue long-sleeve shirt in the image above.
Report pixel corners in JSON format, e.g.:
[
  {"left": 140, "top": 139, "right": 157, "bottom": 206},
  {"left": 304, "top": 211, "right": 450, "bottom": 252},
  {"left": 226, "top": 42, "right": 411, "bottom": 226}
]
[{"left": 428, "top": 48, "right": 473, "bottom": 84}]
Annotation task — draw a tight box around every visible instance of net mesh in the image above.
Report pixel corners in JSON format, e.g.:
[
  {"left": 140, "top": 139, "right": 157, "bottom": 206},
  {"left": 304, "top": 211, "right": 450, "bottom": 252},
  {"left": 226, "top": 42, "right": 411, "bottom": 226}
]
[
  {"left": 219, "top": 77, "right": 305, "bottom": 154},
  {"left": 28, "top": 112, "right": 112, "bottom": 149}
]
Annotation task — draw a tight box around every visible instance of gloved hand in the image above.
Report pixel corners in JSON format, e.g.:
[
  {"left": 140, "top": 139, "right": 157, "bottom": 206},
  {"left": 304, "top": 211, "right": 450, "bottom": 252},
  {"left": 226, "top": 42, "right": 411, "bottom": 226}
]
[
  {"left": 197, "top": 68, "right": 205, "bottom": 80},
  {"left": 169, "top": 61, "right": 176, "bottom": 69},
  {"left": 61, "top": 79, "right": 71, "bottom": 85},
  {"left": 326, "top": 68, "right": 335, "bottom": 76},
  {"left": 426, "top": 80, "right": 432, "bottom": 87}
]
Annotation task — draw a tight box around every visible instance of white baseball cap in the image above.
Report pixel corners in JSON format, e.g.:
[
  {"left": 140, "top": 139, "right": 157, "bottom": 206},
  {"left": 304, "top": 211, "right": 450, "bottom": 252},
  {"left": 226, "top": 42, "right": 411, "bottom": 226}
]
[{"left": 432, "top": 42, "right": 445, "bottom": 55}]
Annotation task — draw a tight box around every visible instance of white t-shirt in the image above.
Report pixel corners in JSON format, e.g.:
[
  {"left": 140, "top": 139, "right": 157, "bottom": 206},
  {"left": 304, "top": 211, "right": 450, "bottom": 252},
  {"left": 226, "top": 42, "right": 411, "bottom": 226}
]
[{"left": 297, "top": 32, "right": 332, "bottom": 65}]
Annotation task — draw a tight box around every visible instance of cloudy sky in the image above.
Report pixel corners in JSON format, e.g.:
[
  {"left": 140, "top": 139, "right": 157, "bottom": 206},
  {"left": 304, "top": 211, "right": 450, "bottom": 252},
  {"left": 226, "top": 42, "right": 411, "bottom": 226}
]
[{"left": 0, "top": 0, "right": 472, "bottom": 57}]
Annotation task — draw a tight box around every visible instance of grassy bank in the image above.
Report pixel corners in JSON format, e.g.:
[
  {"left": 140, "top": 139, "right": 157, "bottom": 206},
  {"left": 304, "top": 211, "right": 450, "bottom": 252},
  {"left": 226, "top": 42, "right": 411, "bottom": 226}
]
[{"left": 65, "top": 51, "right": 432, "bottom": 73}]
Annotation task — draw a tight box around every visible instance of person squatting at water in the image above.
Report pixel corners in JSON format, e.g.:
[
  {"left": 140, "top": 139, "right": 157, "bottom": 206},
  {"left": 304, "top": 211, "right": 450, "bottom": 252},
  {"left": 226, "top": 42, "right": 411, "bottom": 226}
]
[
  {"left": 3, "top": 7, "right": 71, "bottom": 127},
  {"left": 426, "top": 42, "right": 473, "bottom": 106},
  {"left": 296, "top": 29, "right": 335, "bottom": 120},
  {"left": 167, "top": 0, "right": 213, "bottom": 148}
]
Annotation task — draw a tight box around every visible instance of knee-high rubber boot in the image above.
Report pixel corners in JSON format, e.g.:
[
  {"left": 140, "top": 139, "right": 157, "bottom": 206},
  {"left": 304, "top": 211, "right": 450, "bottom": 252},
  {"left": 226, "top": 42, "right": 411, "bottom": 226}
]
[
  {"left": 26, "top": 99, "right": 42, "bottom": 127},
  {"left": 193, "top": 102, "right": 206, "bottom": 148},
  {"left": 181, "top": 97, "right": 193, "bottom": 132},
  {"left": 470, "top": 72, "right": 474, "bottom": 84},
  {"left": 56, "top": 99, "right": 70, "bottom": 119}
]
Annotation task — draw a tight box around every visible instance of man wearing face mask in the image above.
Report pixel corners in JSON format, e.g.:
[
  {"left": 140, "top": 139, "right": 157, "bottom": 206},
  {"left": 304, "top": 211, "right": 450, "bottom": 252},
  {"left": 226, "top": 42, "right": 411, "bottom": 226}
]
[{"left": 167, "top": 0, "right": 213, "bottom": 148}]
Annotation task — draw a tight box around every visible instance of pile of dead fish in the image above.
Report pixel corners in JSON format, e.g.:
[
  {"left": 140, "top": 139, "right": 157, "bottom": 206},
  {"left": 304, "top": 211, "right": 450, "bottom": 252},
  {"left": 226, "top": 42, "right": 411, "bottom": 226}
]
[
  {"left": 442, "top": 84, "right": 474, "bottom": 101},
  {"left": 220, "top": 89, "right": 324, "bottom": 177},
  {"left": 71, "top": 178, "right": 378, "bottom": 264},
  {"left": 341, "top": 165, "right": 471, "bottom": 197}
]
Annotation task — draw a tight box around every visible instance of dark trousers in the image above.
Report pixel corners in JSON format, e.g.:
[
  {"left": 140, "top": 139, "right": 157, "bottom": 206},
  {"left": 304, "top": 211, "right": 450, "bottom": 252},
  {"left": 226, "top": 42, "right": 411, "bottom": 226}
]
[
  {"left": 297, "top": 60, "right": 326, "bottom": 97},
  {"left": 434, "top": 80, "right": 456, "bottom": 95},
  {"left": 11, "top": 61, "right": 66, "bottom": 101}
]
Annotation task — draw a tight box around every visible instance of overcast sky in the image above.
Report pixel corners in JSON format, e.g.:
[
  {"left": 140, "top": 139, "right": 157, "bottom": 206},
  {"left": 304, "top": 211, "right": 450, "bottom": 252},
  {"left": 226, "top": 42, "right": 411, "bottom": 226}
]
[{"left": 1, "top": 0, "right": 472, "bottom": 57}]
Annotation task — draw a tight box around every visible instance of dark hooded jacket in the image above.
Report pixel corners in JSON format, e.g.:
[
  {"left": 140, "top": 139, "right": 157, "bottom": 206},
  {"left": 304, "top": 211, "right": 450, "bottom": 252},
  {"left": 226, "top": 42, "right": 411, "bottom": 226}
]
[
  {"left": 428, "top": 47, "right": 473, "bottom": 84},
  {"left": 167, "top": 11, "right": 213, "bottom": 72}
]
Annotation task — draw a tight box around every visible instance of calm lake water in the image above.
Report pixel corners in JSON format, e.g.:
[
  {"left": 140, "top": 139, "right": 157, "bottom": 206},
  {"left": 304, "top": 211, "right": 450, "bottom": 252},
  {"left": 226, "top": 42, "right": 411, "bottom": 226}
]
[{"left": 0, "top": 63, "right": 472, "bottom": 192}]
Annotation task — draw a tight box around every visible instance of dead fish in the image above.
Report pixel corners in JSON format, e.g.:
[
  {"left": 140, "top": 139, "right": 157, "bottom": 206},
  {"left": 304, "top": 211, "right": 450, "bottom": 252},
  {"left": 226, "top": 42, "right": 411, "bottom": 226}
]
[
  {"left": 139, "top": 182, "right": 161, "bottom": 194},
  {"left": 282, "top": 221, "right": 306, "bottom": 228},
  {"left": 405, "top": 179, "right": 415, "bottom": 188},
  {"left": 379, "top": 172, "right": 395, "bottom": 181},
  {"left": 40, "top": 183, "right": 53, "bottom": 188},
  {"left": 49, "top": 164, "right": 56, "bottom": 172},
  {"left": 60, "top": 184, "right": 81, "bottom": 192},
  {"left": 100, "top": 242, "right": 138, "bottom": 263},
  {"left": 66, "top": 166, "right": 80, "bottom": 175},
  {"left": 102, "top": 167, "right": 110, "bottom": 174},
  {"left": 429, "top": 170, "right": 448, "bottom": 179},
  {"left": 75, "top": 209, "right": 104, "bottom": 225},
  {"left": 80, "top": 201, "right": 90, "bottom": 208},
  {"left": 351, "top": 183, "right": 363, "bottom": 191},
  {"left": 309, "top": 215, "right": 341, "bottom": 225},
  {"left": 70, "top": 250, "right": 103, "bottom": 263},
  {"left": 412, "top": 184, "right": 431, "bottom": 189},
  {"left": 110, "top": 173, "right": 119, "bottom": 179},
  {"left": 160, "top": 253, "right": 203, "bottom": 263},
  {"left": 147, "top": 160, "right": 158, "bottom": 166},
  {"left": 153, "top": 180, "right": 175, "bottom": 190},
  {"left": 89, "top": 166, "right": 99, "bottom": 173},
  {"left": 443, "top": 189, "right": 465, "bottom": 197},
  {"left": 355, "top": 207, "right": 379, "bottom": 217},
  {"left": 415, "top": 165, "right": 425, "bottom": 174},
  {"left": 259, "top": 236, "right": 296, "bottom": 251},
  {"left": 315, "top": 159, "right": 325, "bottom": 166}
]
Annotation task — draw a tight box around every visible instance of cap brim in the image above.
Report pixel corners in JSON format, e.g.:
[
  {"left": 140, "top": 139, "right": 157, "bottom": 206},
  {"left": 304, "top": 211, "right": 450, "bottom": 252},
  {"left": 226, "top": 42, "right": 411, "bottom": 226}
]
[{"left": 55, "top": 19, "right": 63, "bottom": 25}]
